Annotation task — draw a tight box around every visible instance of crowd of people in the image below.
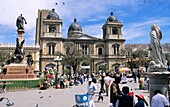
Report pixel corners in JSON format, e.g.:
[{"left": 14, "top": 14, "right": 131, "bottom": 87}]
[
  {"left": 40, "top": 67, "right": 92, "bottom": 90},
  {"left": 38, "top": 67, "right": 170, "bottom": 107},
  {"left": 86, "top": 71, "right": 169, "bottom": 107}
]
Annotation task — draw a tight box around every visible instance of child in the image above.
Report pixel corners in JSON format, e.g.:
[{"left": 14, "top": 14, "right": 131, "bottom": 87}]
[
  {"left": 98, "top": 89, "right": 104, "bottom": 101},
  {"left": 135, "top": 94, "right": 148, "bottom": 107},
  {"left": 2, "top": 81, "right": 6, "bottom": 93}
]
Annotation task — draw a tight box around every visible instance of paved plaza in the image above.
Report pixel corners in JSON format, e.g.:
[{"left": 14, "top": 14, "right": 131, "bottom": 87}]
[{"left": 0, "top": 78, "right": 150, "bottom": 107}]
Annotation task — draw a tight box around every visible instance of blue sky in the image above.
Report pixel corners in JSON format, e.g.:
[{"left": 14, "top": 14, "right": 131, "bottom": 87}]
[{"left": 0, "top": 0, "right": 170, "bottom": 44}]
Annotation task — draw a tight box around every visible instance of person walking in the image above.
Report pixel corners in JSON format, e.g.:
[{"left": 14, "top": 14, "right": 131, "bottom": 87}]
[
  {"left": 132, "top": 71, "right": 137, "bottom": 83},
  {"left": 151, "top": 90, "right": 169, "bottom": 107},
  {"left": 100, "top": 73, "right": 105, "bottom": 93},
  {"left": 98, "top": 89, "right": 104, "bottom": 102},
  {"left": 87, "top": 78, "right": 97, "bottom": 107},
  {"left": 137, "top": 70, "right": 141, "bottom": 83},
  {"left": 104, "top": 73, "right": 111, "bottom": 96},
  {"left": 59, "top": 74, "right": 65, "bottom": 89},
  {"left": 2, "top": 81, "right": 6, "bottom": 93}
]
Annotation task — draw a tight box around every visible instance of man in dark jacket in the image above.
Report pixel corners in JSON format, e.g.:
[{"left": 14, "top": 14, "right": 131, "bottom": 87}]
[{"left": 117, "top": 86, "right": 134, "bottom": 107}]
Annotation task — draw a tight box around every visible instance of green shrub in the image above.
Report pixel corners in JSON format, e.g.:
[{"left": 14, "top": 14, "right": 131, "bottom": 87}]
[{"left": 0, "top": 79, "right": 40, "bottom": 90}]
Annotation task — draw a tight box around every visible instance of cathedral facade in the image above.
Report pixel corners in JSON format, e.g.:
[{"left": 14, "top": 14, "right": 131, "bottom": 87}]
[{"left": 36, "top": 9, "right": 126, "bottom": 74}]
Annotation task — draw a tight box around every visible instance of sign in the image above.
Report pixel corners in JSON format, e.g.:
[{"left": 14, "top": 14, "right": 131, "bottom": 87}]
[{"left": 81, "top": 66, "right": 90, "bottom": 69}]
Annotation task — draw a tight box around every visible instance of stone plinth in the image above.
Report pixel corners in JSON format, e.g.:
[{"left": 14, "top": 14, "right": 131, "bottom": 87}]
[
  {"left": 146, "top": 70, "right": 170, "bottom": 103},
  {"left": 0, "top": 63, "right": 36, "bottom": 79},
  {"left": 17, "top": 29, "right": 24, "bottom": 43}
]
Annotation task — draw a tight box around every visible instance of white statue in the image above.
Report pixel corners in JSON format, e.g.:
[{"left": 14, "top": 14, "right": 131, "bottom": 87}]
[{"left": 149, "top": 24, "right": 167, "bottom": 69}]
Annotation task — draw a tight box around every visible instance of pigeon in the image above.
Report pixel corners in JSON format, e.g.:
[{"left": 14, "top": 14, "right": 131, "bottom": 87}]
[
  {"left": 39, "top": 92, "right": 41, "bottom": 94},
  {"left": 0, "top": 97, "right": 5, "bottom": 102},
  {"left": 63, "top": 2, "right": 65, "bottom": 5},
  {"left": 55, "top": 2, "right": 58, "bottom": 5},
  {"left": 35, "top": 104, "right": 38, "bottom": 107},
  {"left": 49, "top": 95, "right": 51, "bottom": 98},
  {"left": 40, "top": 96, "right": 43, "bottom": 99},
  {"left": 6, "top": 100, "right": 14, "bottom": 106}
]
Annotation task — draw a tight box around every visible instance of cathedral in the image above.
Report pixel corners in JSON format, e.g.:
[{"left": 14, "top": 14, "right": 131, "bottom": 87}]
[{"left": 35, "top": 8, "right": 126, "bottom": 74}]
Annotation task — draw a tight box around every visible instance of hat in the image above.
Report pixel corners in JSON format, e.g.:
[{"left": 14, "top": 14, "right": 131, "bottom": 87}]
[
  {"left": 88, "top": 78, "right": 92, "bottom": 81},
  {"left": 128, "top": 92, "right": 134, "bottom": 98},
  {"left": 135, "top": 94, "right": 144, "bottom": 99}
]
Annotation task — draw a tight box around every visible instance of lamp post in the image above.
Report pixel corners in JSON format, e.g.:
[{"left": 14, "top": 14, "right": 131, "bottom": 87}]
[
  {"left": 101, "top": 62, "right": 107, "bottom": 73},
  {"left": 54, "top": 56, "right": 62, "bottom": 84}
]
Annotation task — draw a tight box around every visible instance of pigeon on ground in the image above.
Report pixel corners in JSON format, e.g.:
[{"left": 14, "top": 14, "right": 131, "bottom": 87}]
[
  {"left": 0, "top": 97, "right": 5, "bottom": 102},
  {"left": 35, "top": 104, "right": 38, "bottom": 107},
  {"left": 6, "top": 100, "right": 14, "bottom": 106}
]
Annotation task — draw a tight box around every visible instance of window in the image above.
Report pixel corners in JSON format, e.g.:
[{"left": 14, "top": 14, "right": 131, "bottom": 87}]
[
  {"left": 114, "top": 46, "right": 116, "bottom": 55},
  {"left": 49, "top": 25, "right": 56, "bottom": 32},
  {"left": 47, "top": 42, "right": 56, "bottom": 55},
  {"left": 48, "top": 45, "right": 51, "bottom": 54},
  {"left": 98, "top": 48, "right": 102, "bottom": 55},
  {"left": 81, "top": 44, "right": 88, "bottom": 55},
  {"left": 112, "top": 27, "right": 117, "bottom": 34},
  {"left": 112, "top": 44, "right": 120, "bottom": 55}
]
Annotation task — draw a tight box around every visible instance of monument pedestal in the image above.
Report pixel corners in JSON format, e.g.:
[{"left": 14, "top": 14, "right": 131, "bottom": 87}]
[
  {"left": 147, "top": 69, "right": 170, "bottom": 103},
  {"left": 17, "top": 29, "right": 24, "bottom": 43},
  {"left": 0, "top": 63, "right": 36, "bottom": 79}
]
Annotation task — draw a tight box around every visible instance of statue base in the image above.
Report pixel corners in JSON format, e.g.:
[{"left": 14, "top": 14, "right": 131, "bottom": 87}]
[
  {"left": 146, "top": 70, "right": 170, "bottom": 104},
  {"left": 0, "top": 63, "right": 36, "bottom": 79},
  {"left": 17, "top": 29, "right": 24, "bottom": 43}
]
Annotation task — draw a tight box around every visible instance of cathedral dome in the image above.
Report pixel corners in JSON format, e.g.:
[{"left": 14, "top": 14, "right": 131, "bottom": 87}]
[
  {"left": 107, "top": 12, "right": 118, "bottom": 22},
  {"left": 68, "top": 19, "right": 82, "bottom": 32},
  {"left": 47, "top": 9, "right": 60, "bottom": 20}
]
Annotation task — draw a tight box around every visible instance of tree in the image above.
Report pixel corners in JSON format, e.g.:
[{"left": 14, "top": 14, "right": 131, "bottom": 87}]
[
  {"left": 126, "top": 49, "right": 150, "bottom": 71},
  {"left": 57, "top": 44, "right": 90, "bottom": 74},
  {"left": 165, "top": 53, "right": 170, "bottom": 71},
  {"left": 0, "top": 51, "right": 11, "bottom": 67}
]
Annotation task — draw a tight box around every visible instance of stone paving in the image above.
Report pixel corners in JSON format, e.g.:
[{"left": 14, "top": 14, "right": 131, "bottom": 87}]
[{"left": 0, "top": 78, "right": 150, "bottom": 107}]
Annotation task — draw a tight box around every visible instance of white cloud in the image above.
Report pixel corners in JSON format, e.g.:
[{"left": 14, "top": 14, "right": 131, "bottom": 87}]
[
  {"left": 1, "top": 0, "right": 169, "bottom": 45},
  {"left": 83, "top": 24, "right": 103, "bottom": 38},
  {"left": 123, "top": 17, "right": 170, "bottom": 40},
  {"left": 0, "top": 0, "right": 148, "bottom": 30},
  {"left": 0, "top": 0, "right": 58, "bottom": 29}
]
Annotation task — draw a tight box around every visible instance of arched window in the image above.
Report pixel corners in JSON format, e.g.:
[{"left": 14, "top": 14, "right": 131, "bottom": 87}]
[
  {"left": 81, "top": 44, "right": 89, "bottom": 55},
  {"left": 49, "top": 25, "right": 56, "bottom": 32},
  {"left": 112, "top": 44, "right": 120, "bottom": 55},
  {"left": 112, "top": 27, "right": 117, "bottom": 34},
  {"left": 47, "top": 42, "right": 56, "bottom": 55},
  {"left": 98, "top": 48, "right": 102, "bottom": 55}
]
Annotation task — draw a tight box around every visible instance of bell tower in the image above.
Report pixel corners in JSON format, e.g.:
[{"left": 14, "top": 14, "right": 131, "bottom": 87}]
[{"left": 102, "top": 12, "right": 123, "bottom": 40}]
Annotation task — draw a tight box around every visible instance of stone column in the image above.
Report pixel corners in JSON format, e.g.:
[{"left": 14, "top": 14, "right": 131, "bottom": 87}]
[
  {"left": 147, "top": 68, "right": 170, "bottom": 104},
  {"left": 17, "top": 29, "right": 25, "bottom": 43},
  {"left": 34, "top": 50, "right": 40, "bottom": 72}
]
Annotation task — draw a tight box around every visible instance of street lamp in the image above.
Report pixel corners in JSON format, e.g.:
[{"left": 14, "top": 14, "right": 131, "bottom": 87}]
[
  {"left": 54, "top": 56, "right": 62, "bottom": 84},
  {"left": 101, "top": 62, "right": 107, "bottom": 72}
]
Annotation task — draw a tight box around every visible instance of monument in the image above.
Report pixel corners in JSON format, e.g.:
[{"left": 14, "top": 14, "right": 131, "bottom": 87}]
[
  {"left": 0, "top": 14, "right": 36, "bottom": 79},
  {"left": 147, "top": 24, "right": 170, "bottom": 103}
]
